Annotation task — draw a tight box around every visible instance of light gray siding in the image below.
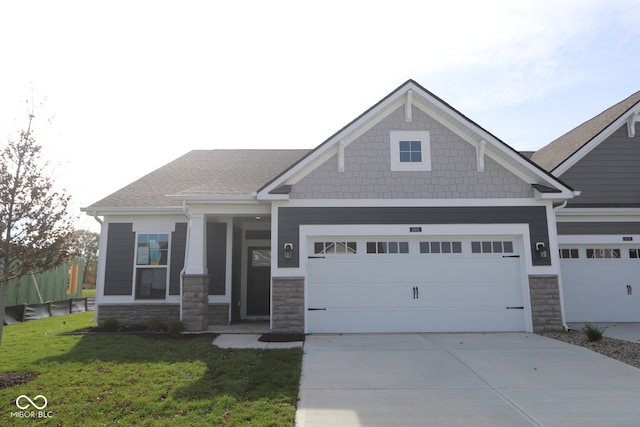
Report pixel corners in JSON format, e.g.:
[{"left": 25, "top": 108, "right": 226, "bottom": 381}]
[
  {"left": 290, "top": 106, "right": 533, "bottom": 199},
  {"left": 103, "top": 223, "right": 135, "bottom": 296},
  {"left": 277, "top": 206, "right": 551, "bottom": 267},
  {"left": 561, "top": 123, "right": 640, "bottom": 207}
]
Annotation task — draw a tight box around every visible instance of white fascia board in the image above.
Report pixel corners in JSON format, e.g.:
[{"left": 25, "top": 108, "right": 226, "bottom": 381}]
[
  {"left": 559, "top": 234, "right": 640, "bottom": 245},
  {"left": 534, "top": 189, "right": 574, "bottom": 200},
  {"left": 257, "top": 90, "right": 407, "bottom": 198},
  {"left": 82, "top": 207, "right": 184, "bottom": 216},
  {"left": 284, "top": 197, "right": 551, "bottom": 208},
  {"left": 553, "top": 104, "right": 640, "bottom": 177},
  {"left": 412, "top": 94, "right": 571, "bottom": 194}
]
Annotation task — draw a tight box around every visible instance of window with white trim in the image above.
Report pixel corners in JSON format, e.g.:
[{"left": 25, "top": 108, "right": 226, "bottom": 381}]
[
  {"left": 314, "top": 241, "right": 357, "bottom": 255},
  {"left": 366, "top": 241, "right": 409, "bottom": 254},
  {"left": 419, "top": 241, "right": 462, "bottom": 254},
  {"left": 135, "top": 233, "right": 169, "bottom": 299},
  {"left": 471, "top": 241, "right": 514, "bottom": 254},
  {"left": 586, "top": 248, "right": 620, "bottom": 259},
  {"left": 559, "top": 249, "right": 579, "bottom": 259},
  {"left": 390, "top": 131, "right": 431, "bottom": 171}
]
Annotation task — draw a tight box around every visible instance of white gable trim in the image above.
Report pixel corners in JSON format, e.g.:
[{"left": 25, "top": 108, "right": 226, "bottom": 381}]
[
  {"left": 553, "top": 103, "right": 640, "bottom": 177},
  {"left": 257, "top": 80, "right": 573, "bottom": 200}
]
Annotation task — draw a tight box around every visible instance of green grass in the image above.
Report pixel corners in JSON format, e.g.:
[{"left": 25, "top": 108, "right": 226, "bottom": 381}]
[
  {"left": 0, "top": 313, "right": 302, "bottom": 426},
  {"left": 81, "top": 288, "right": 96, "bottom": 298}
]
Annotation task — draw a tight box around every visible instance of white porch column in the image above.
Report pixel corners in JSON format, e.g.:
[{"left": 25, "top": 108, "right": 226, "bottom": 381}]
[{"left": 184, "top": 213, "right": 207, "bottom": 275}]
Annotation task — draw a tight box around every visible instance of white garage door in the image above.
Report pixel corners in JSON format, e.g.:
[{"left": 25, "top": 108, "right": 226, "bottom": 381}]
[
  {"left": 306, "top": 237, "right": 527, "bottom": 333},
  {"left": 561, "top": 245, "right": 640, "bottom": 322}
]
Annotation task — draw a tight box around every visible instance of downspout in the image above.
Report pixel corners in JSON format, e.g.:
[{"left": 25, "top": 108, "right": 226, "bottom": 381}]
[
  {"left": 91, "top": 215, "right": 104, "bottom": 323},
  {"left": 180, "top": 200, "right": 191, "bottom": 322},
  {"left": 553, "top": 200, "right": 570, "bottom": 331}
]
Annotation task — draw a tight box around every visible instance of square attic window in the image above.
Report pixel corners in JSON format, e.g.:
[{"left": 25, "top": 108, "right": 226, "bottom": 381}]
[{"left": 390, "top": 131, "right": 431, "bottom": 171}]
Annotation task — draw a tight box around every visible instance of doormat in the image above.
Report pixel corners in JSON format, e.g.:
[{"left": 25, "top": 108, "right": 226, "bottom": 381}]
[{"left": 259, "top": 333, "right": 305, "bottom": 342}]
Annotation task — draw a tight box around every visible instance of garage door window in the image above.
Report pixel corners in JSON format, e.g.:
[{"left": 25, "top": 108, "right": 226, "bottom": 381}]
[
  {"left": 420, "top": 241, "right": 462, "bottom": 254},
  {"left": 471, "top": 241, "right": 514, "bottom": 254},
  {"left": 586, "top": 248, "right": 620, "bottom": 259},
  {"left": 366, "top": 241, "right": 409, "bottom": 254},
  {"left": 314, "top": 241, "right": 357, "bottom": 255},
  {"left": 560, "top": 249, "right": 579, "bottom": 259},
  {"left": 630, "top": 249, "right": 640, "bottom": 259}
]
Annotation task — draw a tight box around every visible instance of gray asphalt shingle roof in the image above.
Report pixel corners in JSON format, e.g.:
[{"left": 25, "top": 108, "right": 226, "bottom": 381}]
[
  {"left": 531, "top": 90, "right": 640, "bottom": 172},
  {"left": 86, "top": 149, "right": 310, "bottom": 209}
]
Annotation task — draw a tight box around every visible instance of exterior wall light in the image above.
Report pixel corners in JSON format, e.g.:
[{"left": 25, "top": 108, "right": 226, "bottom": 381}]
[
  {"left": 283, "top": 243, "right": 294, "bottom": 259},
  {"left": 535, "top": 242, "right": 548, "bottom": 259}
]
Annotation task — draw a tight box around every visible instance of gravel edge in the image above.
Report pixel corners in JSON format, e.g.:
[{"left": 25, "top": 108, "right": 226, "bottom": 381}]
[{"left": 539, "top": 330, "right": 640, "bottom": 369}]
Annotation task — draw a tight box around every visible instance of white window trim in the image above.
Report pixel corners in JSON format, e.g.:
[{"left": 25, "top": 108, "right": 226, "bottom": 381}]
[
  {"left": 390, "top": 130, "right": 431, "bottom": 171},
  {"left": 133, "top": 231, "right": 171, "bottom": 300}
]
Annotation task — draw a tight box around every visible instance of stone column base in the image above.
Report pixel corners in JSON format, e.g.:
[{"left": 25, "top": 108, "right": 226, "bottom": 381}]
[
  {"left": 182, "top": 274, "right": 210, "bottom": 332},
  {"left": 529, "top": 275, "right": 563, "bottom": 333},
  {"left": 272, "top": 276, "right": 304, "bottom": 333}
]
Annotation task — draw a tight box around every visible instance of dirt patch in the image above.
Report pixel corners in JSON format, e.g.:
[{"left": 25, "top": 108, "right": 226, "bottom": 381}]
[{"left": 0, "top": 372, "right": 37, "bottom": 389}]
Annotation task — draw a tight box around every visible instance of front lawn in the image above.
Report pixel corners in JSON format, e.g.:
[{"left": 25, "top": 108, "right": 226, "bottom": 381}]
[{"left": 0, "top": 313, "right": 302, "bottom": 426}]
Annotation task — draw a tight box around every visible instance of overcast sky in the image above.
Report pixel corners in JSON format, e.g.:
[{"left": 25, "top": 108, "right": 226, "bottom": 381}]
[{"left": 1, "top": 0, "right": 639, "bottom": 232}]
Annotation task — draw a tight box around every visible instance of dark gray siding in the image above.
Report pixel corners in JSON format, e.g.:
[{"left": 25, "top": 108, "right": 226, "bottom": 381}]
[
  {"left": 557, "top": 222, "right": 640, "bottom": 235},
  {"left": 103, "top": 223, "right": 135, "bottom": 296},
  {"left": 169, "top": 223, "right": 187, "bottom": 296},
  {"left": 207, "top": 222, "right": 227, "bottom": 295},
  {"left": 278, "top": 206, "right": 551, "bottom": 267},
  {"left": 562, "top": 124, "right": 640, "bottom": 207}
]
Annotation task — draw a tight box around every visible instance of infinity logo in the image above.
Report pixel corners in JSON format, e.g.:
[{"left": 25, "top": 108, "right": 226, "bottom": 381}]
[{"left": 16, "top": 395, "right": 48, "bottom": 410}]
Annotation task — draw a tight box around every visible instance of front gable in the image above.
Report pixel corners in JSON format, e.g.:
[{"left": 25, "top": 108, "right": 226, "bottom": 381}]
[
  {"left": 258, "top": 80, "right": 572, "bottom": 201},
  {"left": 289, "top": 105, "right": 533, "bottom": 199}
]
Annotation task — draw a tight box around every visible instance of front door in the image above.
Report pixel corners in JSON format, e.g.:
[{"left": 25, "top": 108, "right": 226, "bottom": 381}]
[{"left": 247, "top": 247, "right": 271, "bottom": 316}]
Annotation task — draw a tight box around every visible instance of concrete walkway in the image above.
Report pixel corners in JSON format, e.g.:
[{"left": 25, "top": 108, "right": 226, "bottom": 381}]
[{"left": 296, "top": 333, "right": 640, "bottom": 427}]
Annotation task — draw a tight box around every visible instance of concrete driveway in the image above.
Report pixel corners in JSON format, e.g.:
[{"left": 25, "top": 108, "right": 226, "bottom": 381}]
[{"left": 296, "top": 333, "right": 640, "bottom": 427}]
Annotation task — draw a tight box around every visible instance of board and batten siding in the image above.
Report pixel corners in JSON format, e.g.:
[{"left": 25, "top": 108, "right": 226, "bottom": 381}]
[
  {"left": 560, "top": 124, "right": 640, "bottom": 207},
  {"left": 289, "top": 106, "right": 533, "bottom": 200},
  {"left": 103, "top": 222, "right": 188, "bottom": 297},
  {"left": 277, "top": 206, "right": 551, "bottom": 267},
  {"left": 169, "top": 223, "right": 188, "bottom": 295},
  {"left": 103, "top": 223, "right": 136, "bottom": 295},
  {"left": 206, "top": 222, "right": 227, "bottom": 296},
  {"left": 557, "top": 222, "right": 640, "bottom": 235}
]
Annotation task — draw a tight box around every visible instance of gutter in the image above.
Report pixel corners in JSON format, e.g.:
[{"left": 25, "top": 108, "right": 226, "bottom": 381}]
[
  {"left": 179, "top": 200, "right": 191, "bottom": 322},
  {"left": 553, "top": 200, "right": 571, "bottom": 331},
  {"left": 91, "top": 214, "right": 104, "bottom": 324}
]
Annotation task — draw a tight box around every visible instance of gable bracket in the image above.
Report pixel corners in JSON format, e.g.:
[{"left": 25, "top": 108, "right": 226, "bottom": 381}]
[
  {"left": 627, "top": 113, "right": 638, "bottom": 138},
  {"left": 405, "top": 90, "right": 413, "bottom": 122},
  {"left": 476, "top": 140, "right": 486, "bottom": 172}
]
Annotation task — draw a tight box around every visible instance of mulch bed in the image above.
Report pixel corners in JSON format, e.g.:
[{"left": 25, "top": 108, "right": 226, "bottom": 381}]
[
  {"left": 259, "top": 333, "right": 305, "bottom": 342},
  {"left": 0, "top": 372, "right": 37, "bottom": 389}
]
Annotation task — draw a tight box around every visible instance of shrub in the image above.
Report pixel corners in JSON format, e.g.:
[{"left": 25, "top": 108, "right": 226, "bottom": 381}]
[
  {"left": 102, "top": 318, "right": 120, "bottom": 332},
  {"left": 147, "top": 318, "right": 166, "bottom": 332},
  {"left": 583, "top": 323, "right": 605, "bottom": 342},
  {"left": 167, "top": 320, "right": 186, "bottom": 337}
]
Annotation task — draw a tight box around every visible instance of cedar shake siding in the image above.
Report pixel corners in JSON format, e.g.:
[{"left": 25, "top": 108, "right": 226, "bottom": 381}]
[{"left": 290, "top": 106, "right": 533, "bottom": 200}]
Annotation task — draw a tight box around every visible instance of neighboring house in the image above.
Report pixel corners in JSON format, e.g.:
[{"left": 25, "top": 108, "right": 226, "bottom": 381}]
[
  {"left": 83, "top": 80, "right": 576, "bottom": 334},
  {"left": 531, "top": 90, "right": 640, "bottom": 323}
]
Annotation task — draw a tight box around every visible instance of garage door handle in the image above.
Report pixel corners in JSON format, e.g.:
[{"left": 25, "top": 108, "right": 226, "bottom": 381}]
[
  {"left": 412, "top": 286, "right": 419, "bottom": 299},
  {"left": 627, "top": 285, "right": 632, "bottom": 295},
  {"left": 308, "top": 307, "right": 326, "bottom": 311},
  {"left": 506, "top": 306, "right": 524, "bottom": 310}
]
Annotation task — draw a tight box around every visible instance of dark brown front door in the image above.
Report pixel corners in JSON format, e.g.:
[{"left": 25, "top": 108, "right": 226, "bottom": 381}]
[{"left": 247, "top": 247, "right": 271, "bottom": 316}]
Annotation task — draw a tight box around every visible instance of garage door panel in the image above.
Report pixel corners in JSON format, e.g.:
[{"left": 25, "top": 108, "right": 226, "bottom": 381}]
[
  {"left": 561, "top": 245, "right": 640, "bottom": 322},
  {"left": 306, "top": 236, "right": 526, "bottom": 333}
]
